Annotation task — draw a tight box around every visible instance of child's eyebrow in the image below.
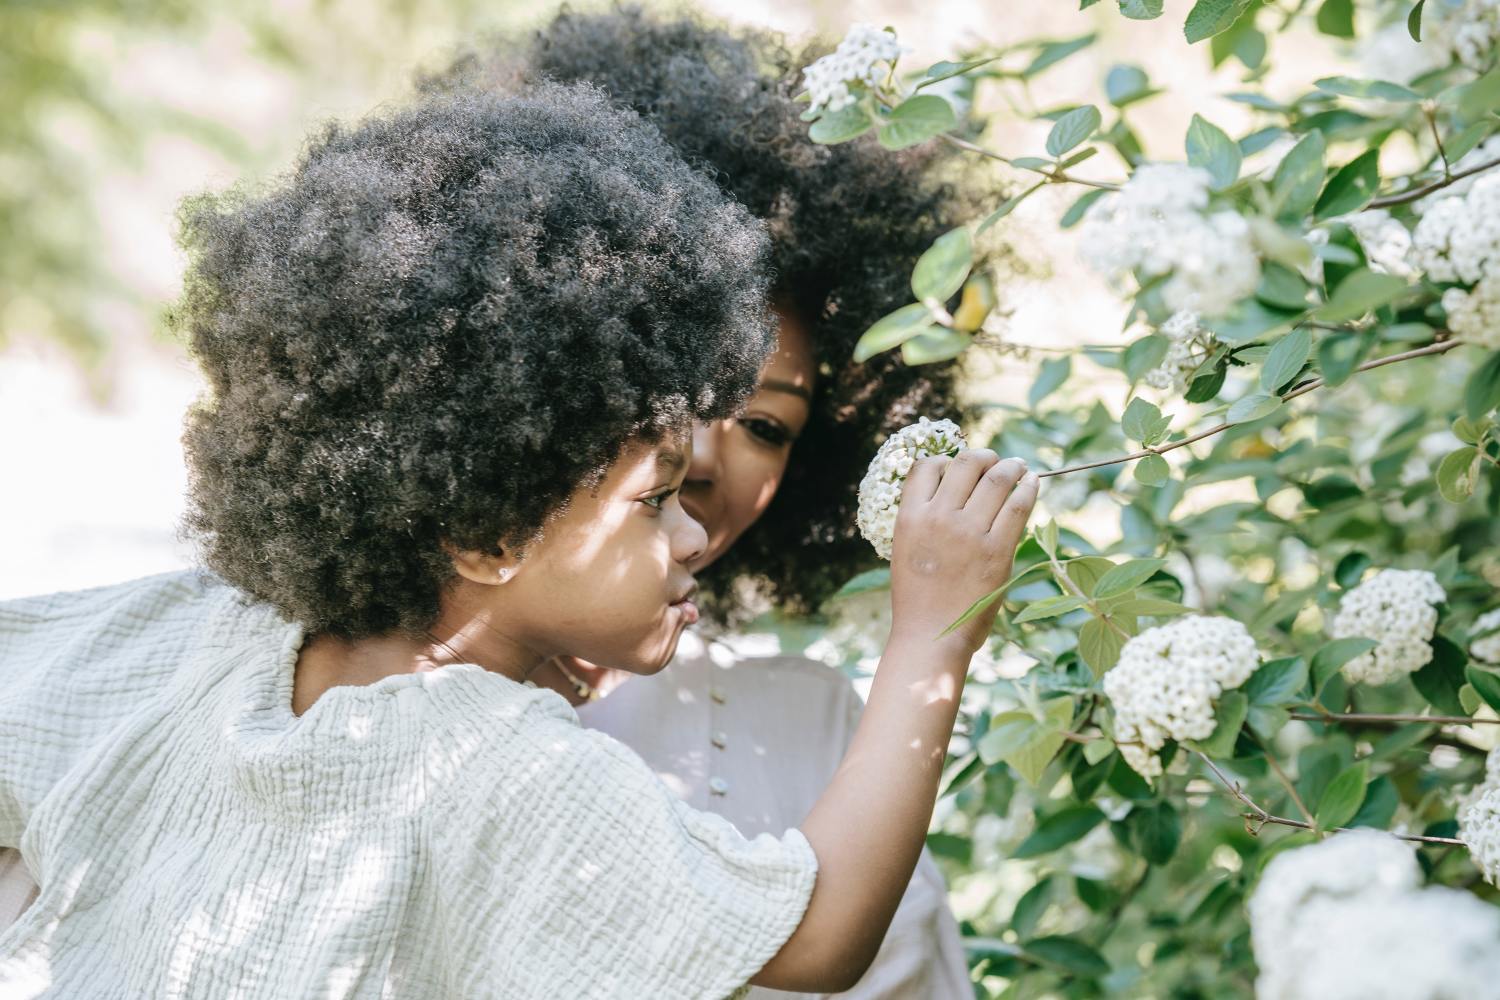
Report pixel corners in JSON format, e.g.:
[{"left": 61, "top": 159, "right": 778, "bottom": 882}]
[{"left": 656, "top": 449, "right": 688, "bottom": 474}]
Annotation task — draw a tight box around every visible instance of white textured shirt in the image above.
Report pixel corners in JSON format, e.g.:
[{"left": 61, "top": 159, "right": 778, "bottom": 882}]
[
  {"left": 577, "top": 632, "right": 973, "bottom": 1000},
  {"left": 0, "top": 571, "right": 816, "bottom": 999}
]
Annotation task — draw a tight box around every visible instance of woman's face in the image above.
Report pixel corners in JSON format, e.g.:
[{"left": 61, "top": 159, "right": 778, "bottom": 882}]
[{"left": 680, "top": 307, "right": 818, "bottom": 573}]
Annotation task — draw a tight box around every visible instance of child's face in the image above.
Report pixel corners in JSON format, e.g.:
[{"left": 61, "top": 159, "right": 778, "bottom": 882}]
[{"left": 469, "top": 430, "right": 705, "bottom": 676}]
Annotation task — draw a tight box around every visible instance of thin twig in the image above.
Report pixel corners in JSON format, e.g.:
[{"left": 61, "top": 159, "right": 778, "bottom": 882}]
[
  {"left": 1194, "top": 751, "right": 1467, "bottom": 847},
  {"left": 935, "top": 132, "right": 1121, "bottom": 191},
  {"left": 1427, "top": 106, "right": 1450, "bottom": 175},
  {"left": 1368, "top": 154, "right": 1500, "bottom": 208},
  {"left": 1047, "top": 549, "right": 1132, "bottom": 640},
  {"left": 1254, "top": 732, "right": 1317, "bottom": 826},
  {"left": 1037, "top": 339, "right": 1463, "bottom": 479},
  {"left": 1291, "top": 710, "right": 1500, "bottom": 726}
]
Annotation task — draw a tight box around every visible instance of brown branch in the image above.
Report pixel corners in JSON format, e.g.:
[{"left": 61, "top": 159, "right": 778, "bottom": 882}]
[
  {"left": 1368, "top": 154, "right": 1500, "bottom": 208},
  {"left": 1194, "top": 751, "right": 1467, "bottom": 847},
  {"left": 1291, "top": 710, "right": 1500, "bottom": 726},
  {"left": 935, "top": 132, "right": 1121, "bottom": 191},
  {"left": 1037, "top": 339, "right": 1463, "bottom": 479}
]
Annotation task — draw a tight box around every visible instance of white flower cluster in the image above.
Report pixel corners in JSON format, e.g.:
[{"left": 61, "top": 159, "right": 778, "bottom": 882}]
[
  {"left": 1081, "top": 163, "right": 1261, "bottom": 318},
  {"left": 1413, "top": 172, "right": 1500, "bottom": 349},
  {"left": 856, "top": 417, "right": 967, "bottom": 560},
  {"left": 1461, "top": 748, "right": 1500, "bottom": 886},
  {"left": 1345, "top": 209, "right": 1417, "bottom": 279},
  {"left": 1103, "top": 615, "right": 1260, "bottom": 779},
  {"left": 1359, "top": 21, "right": 1451, "bottom": 82},
  {"left": 801, "top": 23, "right": 906, "bottom": 115},
  {"left": 1330, "top": 569, "right": 1446, "bottom": 684},
  {"left": 1425, "top": 0, "right": 1500, "bottom": 70},
  {"left": 1251, "top": 830, "right": 1500, "bottom": 999},
  {"left": 1143, "top": 310, "right": 1217, "bottom": 392},
  {"left": 1472, "top": 607, "right": 1500, "bottom": 665}
]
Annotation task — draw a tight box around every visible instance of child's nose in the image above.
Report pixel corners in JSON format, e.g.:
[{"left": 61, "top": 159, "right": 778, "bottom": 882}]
[{"left": 673, "top": 501, "right": 708, "bottom": 567}]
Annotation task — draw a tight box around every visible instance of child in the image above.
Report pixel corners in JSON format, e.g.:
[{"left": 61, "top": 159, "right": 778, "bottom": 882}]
[{"left": 0, "top": 82, "right": 1037, "bottom": 998}]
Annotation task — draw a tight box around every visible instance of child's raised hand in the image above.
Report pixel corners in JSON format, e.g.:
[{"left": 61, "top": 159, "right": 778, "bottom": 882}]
[{"left": 888, "top": 450, "right": 1038, "bottom": 656}]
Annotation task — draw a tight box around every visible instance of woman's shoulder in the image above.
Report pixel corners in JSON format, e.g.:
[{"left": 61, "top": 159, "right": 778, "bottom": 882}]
[{"left": 702, "top": 633, "right": 865, "bottom": 711}]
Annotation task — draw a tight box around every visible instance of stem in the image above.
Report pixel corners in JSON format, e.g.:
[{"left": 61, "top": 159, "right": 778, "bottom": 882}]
[
  {"left": 1291, "top": 710, "right": 1500, "bottom": 726},
  {"left": 1254, "top": 733, "right": 1317, "bottom": 826},
  {"left": 1047, "top": 550, "right": 1132, "bottom": 640},
  {"left": 1037, "top": 339, "right": 1463, "bottom": 479},
  {"left": 1427, "top": 106, "right": 1450, "bottom": 175},
  {"left": 1194, "top": 751, "right": 1467, "bottom": 847},
  {"left": 935, "top": 131, "right": 1121, "bottom": 191},
  {"left": 1368, "top": 154, "right": 1500, "bottom": 208}
]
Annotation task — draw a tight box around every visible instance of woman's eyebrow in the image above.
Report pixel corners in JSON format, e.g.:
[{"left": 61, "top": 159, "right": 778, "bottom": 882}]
[{"left": 758, "top": 378, "right": 812, "bottom": 402}]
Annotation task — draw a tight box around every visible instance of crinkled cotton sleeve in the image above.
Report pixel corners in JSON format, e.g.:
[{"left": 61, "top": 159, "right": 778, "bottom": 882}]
[{"left": 430, "top": 715, "right": 818, "bottom": 1000}]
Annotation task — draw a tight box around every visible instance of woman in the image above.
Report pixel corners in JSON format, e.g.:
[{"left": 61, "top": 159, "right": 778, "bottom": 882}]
[{"left": 437, "top": 9, "right": 983, "bottom": 997}]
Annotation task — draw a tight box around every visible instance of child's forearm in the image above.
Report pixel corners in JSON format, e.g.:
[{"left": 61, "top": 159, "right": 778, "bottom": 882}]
[{"left": 750, "top": 630, "right": 970, "bottom": 993}]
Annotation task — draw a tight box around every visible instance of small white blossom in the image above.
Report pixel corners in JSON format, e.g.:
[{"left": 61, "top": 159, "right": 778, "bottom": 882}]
[
  {"left": 1344, "top": 209, "right": 1417, "bottom": 279},
  {"left": 1081, "top": 163, "right": 1261, "bottom": 318},
  {"left": 1460, "top": 745, "right": 1500, "bottom": 886},
  {"left": 1472, "top": 607, "right": 1500, "bottom": 665},
  {"left": 1416, "top": 137, "right": 1500, "bottom": 213},
  {"left": 1412, "top": 173, "right": 1500, "bottom": 348},
  {"left": 801, "top": 23, "right": 907, "bottom": 115},
  {"left": 1103, "top": 616, "right": 1260, "bottom": 779},
  {"left": 1143, "top": 310, "right": 1217, "bottom": 393},
  {"left": 1331, "top": 569, "right": 1446, "bottom": 684},
  {"left": 856, "top": 417, "right": 967, "bottom": 560}
]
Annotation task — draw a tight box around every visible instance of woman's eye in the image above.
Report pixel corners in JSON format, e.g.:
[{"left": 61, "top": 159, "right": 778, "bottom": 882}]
[{"left": 739, "top": 417, "right": 792, "bottom": 447}]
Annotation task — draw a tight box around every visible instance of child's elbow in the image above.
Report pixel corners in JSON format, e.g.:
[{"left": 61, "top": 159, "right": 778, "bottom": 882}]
[{"left": 752, "top": 939, "right": 878, "bottom": 993}]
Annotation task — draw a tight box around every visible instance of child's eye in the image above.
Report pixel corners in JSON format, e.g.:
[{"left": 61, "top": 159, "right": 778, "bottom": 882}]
[
  {"left": 739, "top": 417, "right": 792, "bottom": 447},
  {"left": 640, "top": 489, "right": 676, "bottom": 511}
]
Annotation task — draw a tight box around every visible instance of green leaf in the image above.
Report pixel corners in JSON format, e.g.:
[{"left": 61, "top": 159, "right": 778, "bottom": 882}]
[
  {"left": 1350, "top": 775, "right": 1399, "bottom": 828},
  {"left": 1314, "top": 149, "right": 1381, "bottom": 220},
  {"left": 1023, "top": 34, "right": 1096, "bottom": 78},
  {"left": 1205, "top": 301, "right": 1302, "bottom": 345},
  {"left": 1128, "top": 802, "right": 1181, "bottom": 864},
  {"left": 917, "top": 56, "right": 1003, "bottom": 89},
  {"left": 902, "top": 328, "right": 972, "bottom": 365},
  {"left": 1134, "top": 453, "right": 1171, "bottom": 486},
  {"left": 1436, "top": 446, "right": 1480, "bottom": 503},
  {"left": 1060, "top": 188, "right": 1109, "bottom": 229},
  {"left": 911, "top": 227, "right": 973, "bottom": 303},
  {"left": 1025, "top": 936, "right": 1111, "bottom": 977},
  {"left": 1446, "top": 121, "right": 1493, "bottom": 161},
  {"left": 1117, "top": 0, "right": 1164, "bottom": 18},
  {"left": 1467, "top": 666, "right": 1500, "bottom": 714},
  {"left": 1227, "top": 393, "right": 1283, "bottom": 424},
  {"left": 1464, "top": 351, "right": 1500, "bottom": 421},
  {"left": 1314, "top": 761, "right": 1368, "bottom": 830},
  {"left": 1257, "top": 263, "right": 1311, "bottom": 311},
  {"left": 1029, "top": 356, "right": 1072, "bottom": 407},
  {"left": 1013, "top": 806, "right": 1106, "bottom": 858},
  {"left": 1455, "top": 65, "right": 1500, "bottom": 122},
  {"left": 1011, "top": 878, "right": 1054, "bottom": 940},
  {"left": 1046, "top": 105, "right": 1102, "bottom": 157},
  {"left": 1315, "top": 0, "right": 1355, "bottom": 37},
  {"left": 1186, "top": 114, "right": 1241, "bottom": 190},
  {"left": 832, "top": 567, "right": 890, "bottom": 597},
  {"left": 978, "top": 182, "right": 1044, "bottom": 234},
  {"left": 809, "top": 102, "right": 874, "bottom": 144},
  {"left": 1105, "top": 64, "right": 1154, "bottom": 106},
  {"left": 1122, "top": 398, "right": 1170, "bottom": 445},
  {"left": 1314, "top": 269, "right": 1408, "bottom": 323},
  {"left": 1184, "top": 0, "right": 1255, "bottom": 43},
  {"left": 1014, "top": 593, "right": 1092, "bottom": 624},
  {"left": 1315, "top": 76, "right": 1422, "bottom": 102},
  {"left": 852, "top": 303, "right": 934, "bottom": 362},
  {"left": 1109, "top": 596, "right": 1192, "bottom": 616},
  {"left": 1413, "top": 635, "right": 1467, "bottom": 715},
  {"left": 1272, "top": 131, "right": 1327, "bottom": 220},
  {"left": 878, "top": 94, "right": 956, "bottom": 151},
  {"left": 1311, "top": 637, "right": 1378, "bottom": 691},
  {"left": 1409, "top": 0, "right": 1426, "bottom": 41},
  {"left": 1248, "top": 704, "right": 1292, "bottom": 739},
  {"left": 1316, "top": 332, "right": 1368, "bottom": 387},
  {"left": 1123, "top": 335, "right": 1170, "bottom": 383},
  {"left": 1094, "top": 557, "right": 1167, "bottom": 599},
  {"left": 979, "top": 698, "right": 1075, "bottom": 784},
  {"left": 1335, "top": 552, "right": 1372, "bottom": 589},
  {"left": 1303, "top": 474, "right": 1362, "bottom": 508},
  {"left": 1079, "top": 618, "right": 1127, "bottom": 676},
  {"left": 1259, "top": 328, "right": 1312, "bottom": 393},
  {"left": 1245, "top": 656, "right": 1309, "bottom": 706},
  {"left": 1188, "top": 691, "right": 1249, "bottom": 758}
]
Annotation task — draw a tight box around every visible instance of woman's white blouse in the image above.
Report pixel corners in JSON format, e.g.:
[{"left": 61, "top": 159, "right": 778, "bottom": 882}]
[
  {"left": 0, "top": 571, "right": 816, "bottom": 999},
  {"left": 577, "top": 631, "right": 973, "bottom": 1000}
]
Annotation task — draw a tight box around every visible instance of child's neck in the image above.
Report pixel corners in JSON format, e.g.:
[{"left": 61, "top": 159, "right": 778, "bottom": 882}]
[{"left": 291, "top": 617, "right": 541, "bottom": 717}]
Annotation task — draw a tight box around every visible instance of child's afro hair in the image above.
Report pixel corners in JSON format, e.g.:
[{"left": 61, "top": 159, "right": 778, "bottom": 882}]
[
  {"left": 429, "top": 5, "right": 980, "bottom": 621},
  {"left": 175, "top": 82, "right": 775, "bottom": 638}
]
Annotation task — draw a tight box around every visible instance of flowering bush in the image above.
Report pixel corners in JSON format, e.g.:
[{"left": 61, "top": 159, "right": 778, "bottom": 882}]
[{"left": 806, "top": 3, "right": 1500, "bottom": 995}]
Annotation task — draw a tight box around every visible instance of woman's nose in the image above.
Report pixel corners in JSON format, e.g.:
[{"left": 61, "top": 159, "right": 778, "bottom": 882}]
[{"left": 687, "top": 420, "right": 728, "bottom": 485}]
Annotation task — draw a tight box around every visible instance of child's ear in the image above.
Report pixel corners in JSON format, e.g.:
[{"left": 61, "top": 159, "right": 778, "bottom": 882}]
[{"left": 448, "top": 543, "right": 522, "bottom": 587}]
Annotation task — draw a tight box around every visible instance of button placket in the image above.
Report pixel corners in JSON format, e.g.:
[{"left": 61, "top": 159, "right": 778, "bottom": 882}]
[{"left": 707, "top": 651, "right": 730, "bottom": 796}]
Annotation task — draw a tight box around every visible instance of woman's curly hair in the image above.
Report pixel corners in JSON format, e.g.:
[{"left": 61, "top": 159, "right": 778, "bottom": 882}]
[
  {"left": 430, "top": 6, "right": 980, "bottom": 622},
  {"left": 174, "top": 82, "right": 775, "bottom": 638}
]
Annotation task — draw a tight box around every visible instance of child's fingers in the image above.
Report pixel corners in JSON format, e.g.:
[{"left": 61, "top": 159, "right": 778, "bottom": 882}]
[
  {"left": 962, "top": 457, "right": 1027, "bottom": 525},
  {"left": 900, "top": 454, "right": 950, "bottom": 505},
  {"left": 989, "top": 471, "right": 1040, "bottom": 545},
  {"left": 931, "top": 449, "right": 1000, "bottom": 510}
]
